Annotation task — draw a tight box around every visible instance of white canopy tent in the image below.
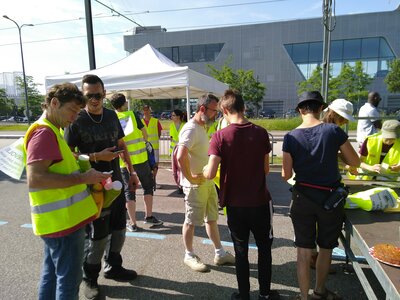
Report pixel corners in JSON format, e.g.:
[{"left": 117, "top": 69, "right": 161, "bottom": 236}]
[{"left": 45, "top": 44, "right": 228, "bottom": 116}]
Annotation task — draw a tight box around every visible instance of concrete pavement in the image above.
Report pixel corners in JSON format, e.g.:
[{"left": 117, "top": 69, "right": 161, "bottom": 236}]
[{"left": 0, "top": 136, "right": 382, "bottom": 299}]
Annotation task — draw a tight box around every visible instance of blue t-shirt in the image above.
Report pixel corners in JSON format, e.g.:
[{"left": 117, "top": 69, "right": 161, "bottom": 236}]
[{"left": 282, "top": 123, "right": 348, "bottom": 187}]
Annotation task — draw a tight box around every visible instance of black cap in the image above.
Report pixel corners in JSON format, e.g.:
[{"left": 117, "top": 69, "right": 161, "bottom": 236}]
[{"left": 297, "top": 91, "right": 326, "bottom": 109}]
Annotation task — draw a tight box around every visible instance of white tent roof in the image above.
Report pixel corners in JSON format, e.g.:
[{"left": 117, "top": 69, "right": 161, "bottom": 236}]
[{"left": 45, "top": 44, "right": 228, "bottom": 99}]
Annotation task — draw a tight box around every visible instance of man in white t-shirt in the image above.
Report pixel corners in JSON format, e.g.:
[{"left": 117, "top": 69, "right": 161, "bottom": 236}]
[
  {"left": 176, "top": 93, "right": 235, "bottom": 272},
  {"left": 356, "top": 91, "right": 382, "bottom": 147}
]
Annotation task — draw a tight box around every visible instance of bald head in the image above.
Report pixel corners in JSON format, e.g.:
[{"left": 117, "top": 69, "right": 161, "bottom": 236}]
[{"left": 368, "top": 92, "right": 381, "bottom": 107}]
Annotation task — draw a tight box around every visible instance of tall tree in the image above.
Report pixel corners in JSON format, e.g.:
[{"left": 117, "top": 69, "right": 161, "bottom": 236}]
[
  {"left": 384, "top": 59, "right": 400, "bottom": 93},
  {"left": 15, "top": 76, "right": 44, "bottom": 118},
  {"left": 207, "top": 57, "right": 266, "bottom": 111},
  {"left": 335, "top": 61, "right": 372, "bottom": 103}
]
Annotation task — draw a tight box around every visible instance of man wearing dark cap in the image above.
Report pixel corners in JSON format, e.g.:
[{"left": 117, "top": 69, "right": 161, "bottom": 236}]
[
  {"left": 357, "top": 119, "right": 400, "bottom": 180},
  {"left": 282, "top": 91, "right": 359, "bottom": 300},
  {"left": 356, "top": 91, "right": 382, "bottom": 147}
]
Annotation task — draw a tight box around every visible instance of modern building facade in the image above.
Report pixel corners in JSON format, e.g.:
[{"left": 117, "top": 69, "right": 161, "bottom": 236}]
[
  {"left": 123, "top": 7, "right": 400, "bottom": 115},
  {"left": 0, "top": 72, "right": 23, "bottom": 105}
]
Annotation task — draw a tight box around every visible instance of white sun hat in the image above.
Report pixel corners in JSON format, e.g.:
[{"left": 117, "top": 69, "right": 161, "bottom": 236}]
[{"left": 326, "top": 98, "right": 354, "bottom": 121}]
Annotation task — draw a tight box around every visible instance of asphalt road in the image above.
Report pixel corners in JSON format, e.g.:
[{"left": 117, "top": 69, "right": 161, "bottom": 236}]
[{"left": 0, "top": 138, "right": 383, "bottom": 300}]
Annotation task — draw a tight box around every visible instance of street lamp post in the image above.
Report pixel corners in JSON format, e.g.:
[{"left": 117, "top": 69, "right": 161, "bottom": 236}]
[{"left": 3, "top": 15, "right": 34, "bottom": 125}]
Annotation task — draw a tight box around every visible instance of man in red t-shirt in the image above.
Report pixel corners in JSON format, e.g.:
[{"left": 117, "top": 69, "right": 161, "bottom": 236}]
[{"left": 203, "top": 90, "right": 279, "bottom": 300}]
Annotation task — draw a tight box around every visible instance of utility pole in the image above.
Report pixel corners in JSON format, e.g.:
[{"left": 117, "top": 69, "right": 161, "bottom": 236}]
[
  {"left": 321, "top": 0, "right": 335, "bottom": 102},
  {"left": 85, "top": 0, "right": 96, "bottom": 69}
]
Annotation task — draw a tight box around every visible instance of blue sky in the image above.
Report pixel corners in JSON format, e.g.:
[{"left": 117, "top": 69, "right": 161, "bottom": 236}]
[{"left": 1, "top": 0, "right": 399, "bottom": 94}]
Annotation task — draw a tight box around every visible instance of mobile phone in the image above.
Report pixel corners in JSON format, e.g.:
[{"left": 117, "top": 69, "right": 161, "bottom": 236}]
[
  {"left": 114, "top": 150, "right": 124, "bottom": 154},
  {"left": 103, "top": 170, "right": 113, "bottom": 175}
]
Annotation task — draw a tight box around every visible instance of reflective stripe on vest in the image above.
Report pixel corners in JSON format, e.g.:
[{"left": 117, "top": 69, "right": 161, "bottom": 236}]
[
  {"left": 142, "top": 117, "right": 160, "bottom": 149},
  {"left": 23, "top": 118, "right": 97, "bottom": 236},
  {"left": 31, "top": 189, "right": 90, "bottom": 214},
  {"left": 117, "top": 111, "right": 148, "bottom": 165}
]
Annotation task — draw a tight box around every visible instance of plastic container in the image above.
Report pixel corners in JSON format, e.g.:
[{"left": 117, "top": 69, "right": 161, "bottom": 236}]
[
  {"left": 78, "top": 154, "right": 91, "bottom": 172},
  {"left": 103, "top": 181, "right": 122, "bottom": 208}
]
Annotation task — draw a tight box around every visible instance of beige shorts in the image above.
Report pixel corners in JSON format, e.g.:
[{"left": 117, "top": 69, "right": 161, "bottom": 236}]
[{"left": 183, "top": 183, "right": 219, "bottom": 226}]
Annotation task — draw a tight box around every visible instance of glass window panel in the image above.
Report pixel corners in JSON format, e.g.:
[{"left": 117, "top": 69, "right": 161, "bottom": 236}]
[
  {"left": 309, "top": 42, "right": 323, "bottom": 62},
  {"left": 309, "top": 63, "right": 318, "bottom": 77},
  {"left": 205, "top": 43, "right": 223, "bottom": 61},
  {"left": 172, "top": 47, "right": 179, "bottom": 63},
  {"left": 192, "top": 45, "right": 206, "bottom": 62},
  {"left": 380, "top": 59, "right": 390, "bottom": 70},
  {"left": 179, "top": 45, "right": 192, "bottom": 63},
  {"left": 297, "top": 64, "right": 308, "bottom": 78},
  {"left": 292, "top": 43, "right": 309, "bottom": 63},
  {"left": 331, "top": 62, "right": 342, "bottom": 77},
  {"left": 361, "top": 38, "right": 379, "bottom": 58},
  {"left": 330, "top": 40, "right": 343, "bottom": 61},
  {"left": 379, "top": 38, "right": 395, "bottom": 58},
  {"left": 365, "top": 60, "right": 378, "bottom": 77},
  {"left": 343, "top": 39, "right": 361, "bottom": 60},
  {"left": 284, "top": 44, "right": 293, "bottom": 57},
  {"left": 159, "top": 47, "right": 172, "bottom": 60}
]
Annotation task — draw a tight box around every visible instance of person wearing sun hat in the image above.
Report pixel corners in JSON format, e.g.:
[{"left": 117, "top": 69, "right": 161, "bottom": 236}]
[
  {"left": 355, "top": 119, "right": 400, "bottom": 180},
  {"left": 282, "top": 91, "right": 360, "bottom": 300},
  {"left": 322, "top": 98, "right": 354, "bottom": 126}
]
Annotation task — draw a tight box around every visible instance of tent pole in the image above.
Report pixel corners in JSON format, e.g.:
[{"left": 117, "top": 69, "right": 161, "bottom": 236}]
[{"left": 186, "top": 86, "right": 190, "bottom": 119}]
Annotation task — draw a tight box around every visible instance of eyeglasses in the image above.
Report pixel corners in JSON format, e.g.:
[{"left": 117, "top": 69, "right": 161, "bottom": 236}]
[
  {"left": 205, "top": 106, "right": 218, "bottom": 113},
  {"left": 86, "top": 93, "right": 103, "bottom": 100}
]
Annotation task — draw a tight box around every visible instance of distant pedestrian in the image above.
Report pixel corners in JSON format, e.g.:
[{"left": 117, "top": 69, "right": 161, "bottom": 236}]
[
  {"left": 142, "top": 105, "right": 163, "bottom": 189},
  {"left": 356, "top": 91, "right": 382, "bottom": 147},
  {"left": 203, "top": 90, "right": 280, "bottom": 300},
  {"left": 176, "top": 93, "right": 235, "bottom": 272}
]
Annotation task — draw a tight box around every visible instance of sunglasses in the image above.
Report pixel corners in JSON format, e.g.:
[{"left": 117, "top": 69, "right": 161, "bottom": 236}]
[{"left": 86, "top": 93, "right": 103, "bottom": 100}]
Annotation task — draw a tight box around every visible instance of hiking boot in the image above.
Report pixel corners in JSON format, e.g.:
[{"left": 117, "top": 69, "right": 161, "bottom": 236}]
[
  {"left": 104, "top": 266, "right": 138, "bottom": 281},
  {"left": 83, "top": 279, "right": 100, "bottom": 300},
  {"left": 184, "top": 255, "right": 210, "bottom": 272},
  {"left": 214, "top": 251, "right": 235, "bottom": 265},
  {"left": 126, "top": 223, "right": 140, "bottom": 232},
  {"left": 144, "top": 216, "right": 163, "bottom": 226}
]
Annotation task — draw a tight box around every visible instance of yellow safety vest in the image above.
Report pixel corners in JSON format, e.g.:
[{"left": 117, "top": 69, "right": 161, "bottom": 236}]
[
  {"left": 117, "top": 111, "right": 148, "bottom": 166},
  {"left": 142, "top": 117, "right": 160, "bottom": 150},
  {"left": 348, "top": 133, "right": 400, "bottom": 180},
  {"left": 169, "top": 122, "right": 185, "bottom": 154},
  {"left": 207, "top": 120, "right": 218, "bottom": 140},
  {"left": 23, "top": 118, "right": 97, "bottom": 236}
]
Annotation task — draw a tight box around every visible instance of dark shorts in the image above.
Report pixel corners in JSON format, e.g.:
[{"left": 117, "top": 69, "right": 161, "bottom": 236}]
[
  {"left": 289, "top": 187, "right": 344, "bottom": 249},
  {"left": 121, "top": 162, "right": 154, "bottom": 201}
]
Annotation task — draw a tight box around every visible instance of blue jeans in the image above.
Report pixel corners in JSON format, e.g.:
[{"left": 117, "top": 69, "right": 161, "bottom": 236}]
[{"left": 38, "top": 227, "right": 85, "bottom": 300}]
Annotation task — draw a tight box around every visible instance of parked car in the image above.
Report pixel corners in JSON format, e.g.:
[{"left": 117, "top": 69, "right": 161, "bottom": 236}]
[
  {"left": 284, "top": 109, "right": 298, "bottom": 118},
  {"left": 258, "top": 109, "right": 276, "bottom": 119},
  {"left": 160, "top": 111, "right": 172, "bottom": 120}
]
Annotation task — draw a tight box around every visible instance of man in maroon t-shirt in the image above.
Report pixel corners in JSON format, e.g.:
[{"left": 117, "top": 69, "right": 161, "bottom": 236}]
[{"left": 203, "top": 90, "right": 279, "bottom": 300}]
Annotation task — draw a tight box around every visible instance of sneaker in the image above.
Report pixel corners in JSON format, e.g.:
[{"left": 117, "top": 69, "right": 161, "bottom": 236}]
[
  {"left": 126, "top": 223, "right": 140, "bottom": 232},
  {"left": 259, "top": 290, "right": 280, "bottom": 299},
  {"left": 104, "top": 266, "right": 138, "bottom": 281},
  {"left": 214, "top": 251, "right": 235, "bottom": 265},
  {"left": 177, "top": 187, "right": 184, "bottom": 194},
  {"left": 144, "top": 216, "right": 163, "bottom": 226},
  {"left": 184, "top": 255, "right": 210, "bottom": 272},
  {"left": 83, "top": 279, "right": 100, "bottom": 300}
]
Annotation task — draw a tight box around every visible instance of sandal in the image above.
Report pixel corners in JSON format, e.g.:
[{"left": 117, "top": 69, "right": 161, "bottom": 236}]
[{"left": 310, "top": 288, "right": 342, "bottom": 300}]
